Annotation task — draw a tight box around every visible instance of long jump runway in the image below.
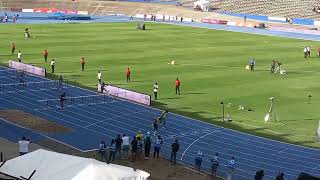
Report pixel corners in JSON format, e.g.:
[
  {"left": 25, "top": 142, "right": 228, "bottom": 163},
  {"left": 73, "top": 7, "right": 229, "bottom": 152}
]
[{"left": 0, "top": 67, "right": 319, "bottom": 180}]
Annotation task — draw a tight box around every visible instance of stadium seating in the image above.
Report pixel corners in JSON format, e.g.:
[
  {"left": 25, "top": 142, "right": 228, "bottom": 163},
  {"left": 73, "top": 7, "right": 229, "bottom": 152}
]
[{"left": 209, "top": 0, "right": 320, "bottom": 20}]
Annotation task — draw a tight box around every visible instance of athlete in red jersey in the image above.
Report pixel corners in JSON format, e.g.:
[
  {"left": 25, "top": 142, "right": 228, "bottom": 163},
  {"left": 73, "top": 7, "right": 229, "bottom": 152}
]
[
  {"left": 126, "top": 68, "right": 131, "bottom": 82},
  {"left": 43, "top": 49, "right": 48, "bottom": 62},
  {"left": 175, "top": 78, "right": 181, "bottom": 95}
]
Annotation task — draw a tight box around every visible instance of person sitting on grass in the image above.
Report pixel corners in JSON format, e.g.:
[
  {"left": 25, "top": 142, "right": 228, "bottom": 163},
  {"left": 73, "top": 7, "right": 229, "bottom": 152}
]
[
  {"left": 107, "top": 139, "right": 116, "bottom": 164},
  {"left": 195, "top": 150, "right": 203, "bottom": 171}
]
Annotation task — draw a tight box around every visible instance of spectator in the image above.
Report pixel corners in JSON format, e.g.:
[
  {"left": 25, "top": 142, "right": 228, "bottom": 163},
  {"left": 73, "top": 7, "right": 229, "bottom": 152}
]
[
  {"left": 107, "top": 139, "right": 116, "bottom": 164},
  {"left": 98, "top": 140, "right": 107, "bottom": 162},
  {"left": 170, "top": 139, "right": 179, "bottom": 165},
  {"left": 211, "top": 153, "right": 220, "bottom": 179},
  {"left": 115, "top": 134, "right": 122, "bottom": 159},
  {"left": 17, "top": 50, "right": 22, "bottom": 62},
  {"left": 131, "top": 136, "right": 138, "bottom": 162},
  {"left": 254, "top": 170, "right": 264, "bottom": 180},
  {"left": 122, "top": 134, "right": 130, "bottom": 159},
  {"left": 195, "top": 150, "right": 203, "bottom": 171},
  {"left": 226, "top": 157, "right": 236, "bottom": 180},
  {"left": 51, "top": 59, "right": 55, "bottom": 73},
  {"left": 153, "top": 118, "right": 159, "bottom": 135},
  {"left": 144, "top": 132, "right": 151, "bottom": 159},
  {"left": 19, "top": 137, "right": 31, "bottom": 156},
  {"left": 153, "top": 135, "right": 163, "bottom": 159},
  {"left": 276, "top": 172, "right": 285, "bottom": 180},
  {"left": 136, "top": 130, "right": 144, "bottom": 157}
]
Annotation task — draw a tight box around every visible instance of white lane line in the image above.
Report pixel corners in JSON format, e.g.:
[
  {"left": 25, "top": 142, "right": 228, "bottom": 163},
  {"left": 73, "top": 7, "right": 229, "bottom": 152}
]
[{"left": 180, "top": 129, "right": 222, "bottom": 160}]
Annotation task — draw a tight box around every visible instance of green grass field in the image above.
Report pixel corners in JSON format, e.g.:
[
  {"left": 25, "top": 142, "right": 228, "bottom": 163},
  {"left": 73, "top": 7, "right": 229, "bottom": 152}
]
[{"left": 1, "top": 22, "right": 320, "bottom": 148}]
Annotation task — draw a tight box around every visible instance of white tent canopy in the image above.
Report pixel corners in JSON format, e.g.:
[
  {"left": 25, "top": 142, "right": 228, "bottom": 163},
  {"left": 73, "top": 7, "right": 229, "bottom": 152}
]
[
  {"left": 0, "top": 149, "right": 150, "bottom": 180},
  {"left": 194, "top": 0, "right": 210, "bottom": 12}
]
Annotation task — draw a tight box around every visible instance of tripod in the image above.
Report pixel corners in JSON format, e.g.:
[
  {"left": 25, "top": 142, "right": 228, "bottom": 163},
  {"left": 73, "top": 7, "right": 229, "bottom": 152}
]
[{"left": 264, "top": 97, "right": 278, "bottom": 122}]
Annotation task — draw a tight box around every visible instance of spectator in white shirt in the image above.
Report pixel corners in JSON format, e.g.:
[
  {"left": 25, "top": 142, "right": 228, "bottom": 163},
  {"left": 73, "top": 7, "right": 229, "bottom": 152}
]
[
  {"left": 122, "top": 134, "right": 130, "bottom": 159},
  {"left": 153, "top": 82, "right": 159, "bottom": 100},
  {"left": 17, "top": 50, "right": 22, "bottom": 62},
  {"left": 19, "top": 137, "right": 31, "bottom": 156},
  {"left": 97, "top": 71, "right": 102, "bottom": 83}
]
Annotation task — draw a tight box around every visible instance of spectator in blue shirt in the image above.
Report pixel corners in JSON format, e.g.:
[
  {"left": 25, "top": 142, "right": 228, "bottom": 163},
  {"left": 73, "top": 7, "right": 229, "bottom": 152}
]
[
  {"left": 195, "top": 150, "right": 203, "bottom": 171},
  {"left": 211, "top": 152, "right": 220, "bottom": 179},
  {"left": 107, "top": 139, "right": 116, "bottom": 164},
  {"left": 153, "top": 135, "right": 163, "bottom": 159},
  {"left": 98, "top": 140, "right": 107, "bottom": 162},
  {"left": 226, "top": 156, "right": 236, "bottom": 180}
]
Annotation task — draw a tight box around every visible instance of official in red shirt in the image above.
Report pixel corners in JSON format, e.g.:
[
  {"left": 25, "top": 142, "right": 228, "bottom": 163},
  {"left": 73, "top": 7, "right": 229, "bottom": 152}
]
[
  {"left": 175, "top": 78, "right": 181, "bottom": 95},
  {"left": 11, "top": 42, "right": 16, "bottom": 55},
  {"left": 126, "top": 68, "right": 131, "bottom": 82},
  {"left": 43, "top": 49, "right": 48, "bottom": 62}
]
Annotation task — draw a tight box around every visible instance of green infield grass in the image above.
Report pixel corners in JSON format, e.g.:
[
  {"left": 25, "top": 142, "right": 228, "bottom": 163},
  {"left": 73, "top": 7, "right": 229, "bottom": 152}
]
[{"left": 1, "top": 22, "right": 320, "bottom": 148}]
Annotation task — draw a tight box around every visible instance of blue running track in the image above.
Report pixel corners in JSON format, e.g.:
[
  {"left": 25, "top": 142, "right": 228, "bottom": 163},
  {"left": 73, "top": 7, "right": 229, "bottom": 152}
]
[{"left": 0, "top": 67, "right": 319, "bottom": 180}]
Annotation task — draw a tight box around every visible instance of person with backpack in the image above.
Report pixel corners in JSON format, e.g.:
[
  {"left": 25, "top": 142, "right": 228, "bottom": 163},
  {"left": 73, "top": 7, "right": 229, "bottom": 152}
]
[
  {"left": 107, "top": 139, "right": 116, "bottom": 164},
  {"left": 98, "top": 140, "right": 107, "bottom": 162},
  {"left": 211, "top": 153, "right": 220, "bottom": 179},
  {"left": 153, "top": 135, "right": 163, "bottom": 159},
  {"left": 144, "top": 132, "right": 151, "bottom": 159},
  {"left": 170, "top": 139, "right": 179, "bottom": 165}
]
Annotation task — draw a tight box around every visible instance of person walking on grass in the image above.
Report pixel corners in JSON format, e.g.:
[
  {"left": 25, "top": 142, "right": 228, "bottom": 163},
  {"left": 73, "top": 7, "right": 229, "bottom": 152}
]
[
  {"left": 43, "top": 49, "right": 48, "bottom": 62},
  {"left": 175, "top": 78, "right": 181, "bottom": 95},
  {"left": 195, "top": 150, "right": 203, "bottom": 171},
  {"left": 80, "top": 57, "right": 85, "bottom": 71},
  {"left": 249, "top": 58, "right": 255, "bottom": 71},
  {"left": 153, "top": 82, "right": 159, "bottom": 100},
  {"left": 304, "top": 47, "right": 308, "bottom": 59},
  {"left": 115, "top": 134, "right": 122, "bottom": 159},
  {"left": 153, "top": 135, "right": 163, "bottom": 159},
  {"left": 17, "top": 50, "right": 22, "bottom": 62},
  {"left": 144, "top": 132, "right": 151, "bottom": 159},
  {"left": 160, "top": 110, "right": 168, "bottom": 128},
  {"left": 97, "top": 71, "right": 102, "bottom": 84},
  {"left": 211, "top": 153, "right": 220, "bottom": 179},
  {"left": 98, "top": 140, "right": 107, "bottom": 162},
  {"left": 122, "top": 134, "right": 129, "bottom": 159},
  {"left": 307, "top": 46, "right": 311, "bottom": 58},
  {"left": 170, "top": 139, "right": 179, "bottom": 165},
  {"left": 131, "top": 136, "right": 138, "bottom": 162},
  {"left": 11, "top": 42, "right": 16, "bottom": 55},
  {"left": 226, "top": 157, "right": 236, "bottom": 180},
  {"left": 51, "top": 59, "right": 55, "bottom": 73},
  {"left": 107, "top": 139, "right": 116, "bottom": 164},
  {"left": 126, "top": 67, "right": 131, "bottom": 82}
]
